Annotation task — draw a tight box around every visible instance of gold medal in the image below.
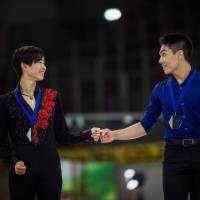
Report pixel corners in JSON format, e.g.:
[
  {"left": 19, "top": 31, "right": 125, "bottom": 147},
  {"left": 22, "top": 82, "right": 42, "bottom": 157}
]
[
  {"left": 169, "top": 115, "right": 174, "bottom": 129},
  {"left": 169, "top": 113, "right": 182, "bottom": 129}
]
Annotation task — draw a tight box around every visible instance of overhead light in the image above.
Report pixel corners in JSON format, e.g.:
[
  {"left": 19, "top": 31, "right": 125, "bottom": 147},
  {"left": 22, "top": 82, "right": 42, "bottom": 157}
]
[
  {"left": 124, "top": 169, "right": 136, "bottom": 180},
  {"left": 104, "top": 8, "right": 122, "bottom": 22},
  {"left": 126, "top": 179, "right": 139, "bottom": 190},
  {"left": 124, "top": 169, "right": 145, "bottom": 191}
]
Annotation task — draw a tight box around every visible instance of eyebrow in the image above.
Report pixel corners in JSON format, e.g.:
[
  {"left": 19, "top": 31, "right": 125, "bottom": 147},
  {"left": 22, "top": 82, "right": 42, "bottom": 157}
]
[{"left": 159, "top": 49, "right": 166, "bottom": 55}]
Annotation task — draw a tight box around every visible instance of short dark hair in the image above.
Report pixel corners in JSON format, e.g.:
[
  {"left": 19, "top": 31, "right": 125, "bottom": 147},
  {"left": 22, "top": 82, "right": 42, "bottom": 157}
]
[
  {"left": 159, "top": 33, "right": 193, "bottom": 63},
  {"left": 12, "top": 46, "right": 45, "bottom": 78}
]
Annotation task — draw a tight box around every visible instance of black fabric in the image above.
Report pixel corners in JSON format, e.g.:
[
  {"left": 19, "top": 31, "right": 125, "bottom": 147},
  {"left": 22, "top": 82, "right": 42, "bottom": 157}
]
[
  {"left": 163, "top": 144, "right": 200, "bottom": 200},
  {"left": 9, "top": 147, "right": 62, "bottom": 200},
  {"left": 0, "top": 88, "right": 92, "bottom": 199}
]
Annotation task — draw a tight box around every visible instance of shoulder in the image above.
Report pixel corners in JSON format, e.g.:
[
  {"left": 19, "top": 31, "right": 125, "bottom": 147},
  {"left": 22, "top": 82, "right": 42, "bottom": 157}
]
[
  {"left": 41, "top": 88, "right": 60, "bottom": 103},
  {"left": 0, "top": 92, "right": 13, "bottom": 102},
  {"left": 41, "top": 88, "right": 58, "bottom": 93},
  {"left": 152, "top": 78, "right": 170, "bottom": 92},
  {"left": 0, "top": 92, "right": 14, "bottom": 112},
  {"left": 195, "top": 70, "right": 200, "bottom": 81},
  {"left": 159, "top": 78, "right": 170, "bottom": 87},
  {"left": 41, "top": 88, "right": 59, "bottom": 96},
  {"left": 150, "top": 78, "right": 170, "bottom": 99},
  {"left": 190, "top": 69, "right": 200, "bottom": 86}
]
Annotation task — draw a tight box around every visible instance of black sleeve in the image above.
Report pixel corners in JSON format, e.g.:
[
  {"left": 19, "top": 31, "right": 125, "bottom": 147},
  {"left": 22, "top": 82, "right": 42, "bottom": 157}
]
[
  {"left": 54, "top": 93, "right": 93, "bottom": 145},
  {"left": 0, "top": 96, "right": 12, "bottom": 162}
]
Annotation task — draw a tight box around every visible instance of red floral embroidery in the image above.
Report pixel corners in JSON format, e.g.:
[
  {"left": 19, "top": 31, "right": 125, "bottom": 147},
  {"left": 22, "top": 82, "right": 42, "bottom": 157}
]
[
  {"left": 44, "top": 89, "right": 56, "bottom": 100},
  {"left": 32, "top": 89, "right": 57, "bottom": 144},
  {"left": 36, "top": 119, "right": 49, "bottom": 129},
  {"left": 41, "top": 101, "right": 55, "bottom": 112}
]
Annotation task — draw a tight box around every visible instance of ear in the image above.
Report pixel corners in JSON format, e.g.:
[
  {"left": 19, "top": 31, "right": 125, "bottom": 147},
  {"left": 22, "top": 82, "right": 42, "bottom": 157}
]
[
  {"left": 178, "top": 50, "right": 184, "bottom": 59},
  {"left": 21, "top": 62, "right": 28, "bottom": 71}
]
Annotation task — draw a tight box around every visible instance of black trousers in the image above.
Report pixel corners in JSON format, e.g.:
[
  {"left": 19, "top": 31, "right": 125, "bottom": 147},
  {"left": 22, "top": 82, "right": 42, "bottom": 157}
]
[
  {"left": 8, "top": 146, "right": 62, "bottom": 200},
  {"left": 163, "top": 144, "right": 200, "bottom": 200}
]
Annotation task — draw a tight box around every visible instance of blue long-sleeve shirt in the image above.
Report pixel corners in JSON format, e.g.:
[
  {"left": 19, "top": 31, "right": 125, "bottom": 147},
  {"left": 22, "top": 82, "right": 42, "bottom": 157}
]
[{"left": 140, "top": 68, "right": 200, "bottom": 139}]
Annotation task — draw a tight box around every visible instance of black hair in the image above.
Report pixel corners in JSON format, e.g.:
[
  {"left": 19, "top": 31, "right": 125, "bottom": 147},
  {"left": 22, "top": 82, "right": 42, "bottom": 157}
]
[
  {"left": 12, "top": 46, "right": 45, "bottom": 78},
  {"left": 159, "top": 33, "right": 193, "bottom": 63}
]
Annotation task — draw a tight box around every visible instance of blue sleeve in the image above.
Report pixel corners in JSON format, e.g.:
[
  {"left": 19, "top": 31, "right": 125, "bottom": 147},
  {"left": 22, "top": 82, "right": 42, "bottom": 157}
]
[{"left": 140, "top": 84, "right": 162, "bottom": 133}]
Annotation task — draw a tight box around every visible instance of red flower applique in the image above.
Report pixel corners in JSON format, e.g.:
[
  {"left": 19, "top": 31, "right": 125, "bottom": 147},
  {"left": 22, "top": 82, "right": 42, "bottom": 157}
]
[
  {"left": 41, "top": 101, "right": 55, "bottom": 112},
  {"left": 44, "top": 89, "right": 56, "bottom": 100},
  {"left": 32, "top": 89, "right": 57, "bottom": 144}
]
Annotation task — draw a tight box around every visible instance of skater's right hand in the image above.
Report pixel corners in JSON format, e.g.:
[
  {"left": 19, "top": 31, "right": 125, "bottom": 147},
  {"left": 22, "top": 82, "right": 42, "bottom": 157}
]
[
  {"left": 15, "top": 161, "right": 26, "bottom": 175},
  {"left": 91, "top": 127, "right": 102, "bottom": 142}
]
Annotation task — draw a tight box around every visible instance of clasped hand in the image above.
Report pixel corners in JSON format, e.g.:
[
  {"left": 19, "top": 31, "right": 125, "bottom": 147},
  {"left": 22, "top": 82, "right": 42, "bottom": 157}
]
[{"left": 91, "top": 127, "right": 114, "bottom": 143}]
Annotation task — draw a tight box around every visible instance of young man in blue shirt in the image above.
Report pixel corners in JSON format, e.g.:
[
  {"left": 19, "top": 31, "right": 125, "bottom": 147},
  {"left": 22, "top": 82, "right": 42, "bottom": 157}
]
[{"left": 91, "top": 33, "right": 200, "bottom": 200}]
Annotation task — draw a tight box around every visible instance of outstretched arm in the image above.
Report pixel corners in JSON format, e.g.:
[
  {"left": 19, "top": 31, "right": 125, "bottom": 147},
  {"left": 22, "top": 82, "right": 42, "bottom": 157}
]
[
  {"left": 93, "top": 83, "right": 162, "bottom": 143},
  {"left": 98, "top": 122, "right": 146, "bottom": 143},
  {"left": 110, "top": 122, "right": 146, "bottom": 140}
]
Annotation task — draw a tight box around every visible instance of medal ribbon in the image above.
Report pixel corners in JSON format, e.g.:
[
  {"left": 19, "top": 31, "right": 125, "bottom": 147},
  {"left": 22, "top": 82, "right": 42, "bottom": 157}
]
[
  {"left": 13, "top": 88, "right": 42, "bottom": 125},
  {"left": 169, "top": 69, "right": 196, "bottom": 113}
]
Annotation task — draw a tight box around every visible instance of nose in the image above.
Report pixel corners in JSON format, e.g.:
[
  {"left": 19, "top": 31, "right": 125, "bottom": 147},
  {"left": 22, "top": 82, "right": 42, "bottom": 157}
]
[
  {"left": 158, "top": 57, "right": 162, "bottom": 65},
  {"left": 42, "top": 64, "right": 46, "bottom": 71}
]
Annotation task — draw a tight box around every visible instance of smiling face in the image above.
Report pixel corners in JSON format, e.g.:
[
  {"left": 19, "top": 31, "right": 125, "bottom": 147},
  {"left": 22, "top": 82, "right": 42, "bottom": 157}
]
[
  {"left": 158, "top": 45, "right": 183, "bottom": 75},
  {"left": 22, "top": 57, "right": 46, "bottom": 81}
]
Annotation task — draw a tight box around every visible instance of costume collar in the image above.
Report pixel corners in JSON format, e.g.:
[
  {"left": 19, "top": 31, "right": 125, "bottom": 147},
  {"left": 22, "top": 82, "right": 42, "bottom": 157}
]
[{"left": 13, "top": 84, "right": 42, "bottom": 125}]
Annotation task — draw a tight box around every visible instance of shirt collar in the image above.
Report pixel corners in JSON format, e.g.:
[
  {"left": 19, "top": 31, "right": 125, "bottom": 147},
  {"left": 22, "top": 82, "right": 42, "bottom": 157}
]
[{"left": 170, "top": 68, "right": 196, "bottom": 87}]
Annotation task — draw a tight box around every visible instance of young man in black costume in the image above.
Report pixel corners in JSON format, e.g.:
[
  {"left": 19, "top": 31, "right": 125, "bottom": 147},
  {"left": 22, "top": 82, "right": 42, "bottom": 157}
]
[{"left": 0, "top": 46, "right": 99, "bottom": 200}]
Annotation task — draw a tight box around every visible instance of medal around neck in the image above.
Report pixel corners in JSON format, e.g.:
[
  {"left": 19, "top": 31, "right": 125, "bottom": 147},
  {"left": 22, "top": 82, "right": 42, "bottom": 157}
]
[
  {"left": 168, "top": 69, "right": 196, "bottom": 130},
  {"left": 27, "top": 128, "right": 32, "bottom": 142},
  {"left": 169, "top": 113, "right": 182, "bottom": 129}
]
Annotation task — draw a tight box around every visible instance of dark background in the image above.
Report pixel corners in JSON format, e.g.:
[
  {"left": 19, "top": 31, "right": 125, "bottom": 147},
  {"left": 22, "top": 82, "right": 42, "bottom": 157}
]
[
  {"left": 1, "top": 1, "right": 200, "bottom": 199},
  {"left": 1, "top": 0, "right": 200, "bottom": 114}
]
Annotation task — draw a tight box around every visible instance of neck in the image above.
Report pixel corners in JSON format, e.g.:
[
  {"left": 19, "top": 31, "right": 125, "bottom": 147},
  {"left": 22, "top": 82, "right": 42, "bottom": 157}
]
[
  {"left": 172, "top": 62, "right": 192, "bottom": 84},
  {"left": 20, "top": 76, "right": 36, "bottom": 95}
]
